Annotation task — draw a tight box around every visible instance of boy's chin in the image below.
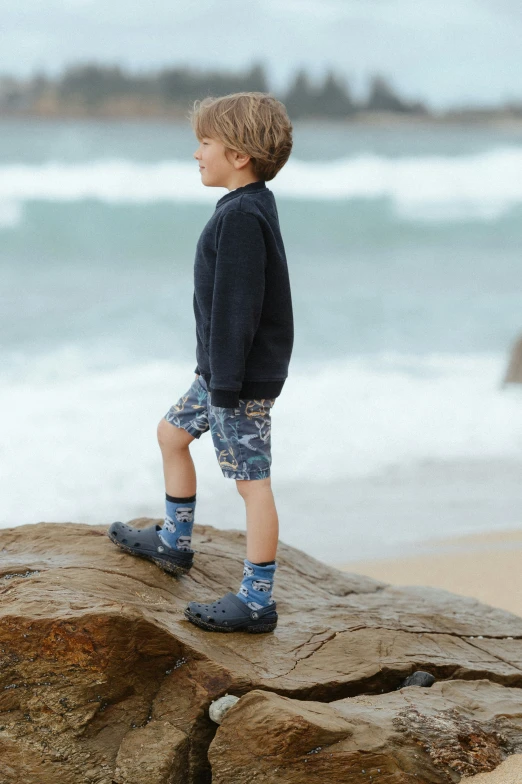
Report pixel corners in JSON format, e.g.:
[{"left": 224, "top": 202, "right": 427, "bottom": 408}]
[
  {"left": 202, "top": 179, "right": 228, "bottom": 189},
  {"left": 199, "top": 172, "right": 230, "bottom": 189}
]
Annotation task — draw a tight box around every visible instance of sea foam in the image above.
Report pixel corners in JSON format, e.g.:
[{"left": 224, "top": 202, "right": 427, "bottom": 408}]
[
  {"left": 1, "top": 347, "right": 521, "bottom": 529},
  {"left": 0, "top": 146, "right": 521, "bottom": 226}
]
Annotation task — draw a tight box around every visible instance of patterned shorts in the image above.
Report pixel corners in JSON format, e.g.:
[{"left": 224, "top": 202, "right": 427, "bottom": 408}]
[{"left": 164, "top": 374, "right": 276, "bottom": 481}]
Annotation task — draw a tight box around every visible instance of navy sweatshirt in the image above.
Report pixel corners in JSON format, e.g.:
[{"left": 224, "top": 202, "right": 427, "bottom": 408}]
[{"left": 193, "top": 180, "right": 294, "bottom": 408}]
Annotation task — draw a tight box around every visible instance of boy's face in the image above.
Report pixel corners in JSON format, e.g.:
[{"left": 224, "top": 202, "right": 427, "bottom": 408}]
[{"left": 193, "top": 136, "right": 251, "bottom": 190}]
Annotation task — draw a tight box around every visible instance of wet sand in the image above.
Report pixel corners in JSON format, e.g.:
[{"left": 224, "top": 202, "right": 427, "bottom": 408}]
[{"left": 337, "top": 529, "right": 522, "bottom": 617}]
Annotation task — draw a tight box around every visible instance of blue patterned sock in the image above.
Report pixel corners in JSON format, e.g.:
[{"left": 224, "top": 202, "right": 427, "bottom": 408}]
[
  {"left": 236, "top": 558, "right": 277, "bottom": 609},
  {"left": 158, "top": 493, "right": 196, "bottom": 553}
]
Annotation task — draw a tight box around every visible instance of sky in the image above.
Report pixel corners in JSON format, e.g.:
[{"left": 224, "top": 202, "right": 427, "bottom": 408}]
[{"left": 0, "top": 0, "right": 519, "bottom": 110}]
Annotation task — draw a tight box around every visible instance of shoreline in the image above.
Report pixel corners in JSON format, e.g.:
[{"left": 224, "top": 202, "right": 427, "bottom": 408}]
[{"left": 337, "top": 528, "right": 522, "bottom": 618}]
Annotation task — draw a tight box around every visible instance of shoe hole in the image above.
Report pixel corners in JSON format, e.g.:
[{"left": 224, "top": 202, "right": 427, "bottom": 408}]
[
  {"left": 134, "top": 543, "right": 140, "bottom": 547},
  {"left": 208, "top": 618, "right": 215, "bottom": 623},
  {"left": 222, "top": 610, "right": 225, "bottom": 613},
  {"left": 195, "top": 613, "right": 201, "bottom": 618},
  {"left": 122, "top": 538, "right": 127, "bottom": 544}
]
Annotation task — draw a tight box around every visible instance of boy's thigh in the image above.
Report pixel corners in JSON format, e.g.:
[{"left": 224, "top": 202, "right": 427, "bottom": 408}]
[
  {"left": 209, "top": 398, "right": 276, "bottom": 480},
  {"left": 163, "top": 375, "right": 210, "bottom": 439}
]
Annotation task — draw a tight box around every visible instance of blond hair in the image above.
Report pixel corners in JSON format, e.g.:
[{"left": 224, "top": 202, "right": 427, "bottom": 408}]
[{"left": 188, "top": 91, "right": 293, "bottom": 181}]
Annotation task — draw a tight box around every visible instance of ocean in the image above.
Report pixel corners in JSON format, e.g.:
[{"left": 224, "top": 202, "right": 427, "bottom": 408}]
[{"left": 1, "top": 118, "right": 522, "bottom": 563}]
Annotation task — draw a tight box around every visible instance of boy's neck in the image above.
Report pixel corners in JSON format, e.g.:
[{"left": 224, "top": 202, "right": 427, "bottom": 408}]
[{"left": 225, "top": 172, "right": 261, "bottom": 192}]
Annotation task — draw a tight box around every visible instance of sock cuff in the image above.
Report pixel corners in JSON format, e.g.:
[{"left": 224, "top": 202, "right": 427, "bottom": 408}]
[
  {"left": 245, "top": 558, "right": 277, "bottom": 569},
  {"left": 166, "top": 492, "right": 196, "bottom": 503}
]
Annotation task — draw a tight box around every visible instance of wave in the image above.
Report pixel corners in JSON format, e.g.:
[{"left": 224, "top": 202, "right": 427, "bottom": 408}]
[
  {"left": 2, "top": 346, "right": 521, "bottom": 474},
  {"left": 1, "top": 346, "right": 521, "bottom": 529},
  {"left": 1, "top": 146, "right": 521, "bottom": 227}
]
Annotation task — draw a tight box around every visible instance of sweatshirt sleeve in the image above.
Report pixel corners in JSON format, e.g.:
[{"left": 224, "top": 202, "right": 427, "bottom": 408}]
[{"left": 208, "top": 209, "right": 266, "bottom": 408}]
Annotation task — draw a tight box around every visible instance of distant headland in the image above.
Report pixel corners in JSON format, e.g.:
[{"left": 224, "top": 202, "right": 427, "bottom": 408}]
[{"left": 1, "top": 61, "right": 521, "bottom": 125}]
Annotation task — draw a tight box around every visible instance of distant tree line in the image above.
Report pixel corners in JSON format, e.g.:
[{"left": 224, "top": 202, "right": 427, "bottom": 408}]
[{"left": 0, "top": 61, "right": 430, "bottom": 119}]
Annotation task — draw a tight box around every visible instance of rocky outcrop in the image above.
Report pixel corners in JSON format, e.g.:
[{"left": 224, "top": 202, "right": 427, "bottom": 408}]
[
  {"left": 503, "top": 334, "right": 522, "bottom": 384},
  {"left": 1, "top": 521, "right": 522, "bottom": 783},
  {"left": 209, "top": 681, "right": 522, "bottom": 783}
]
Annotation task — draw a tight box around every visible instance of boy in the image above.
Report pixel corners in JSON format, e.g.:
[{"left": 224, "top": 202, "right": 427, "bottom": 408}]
[{"left": 108, "top": 91, "right": 294, "bottom": 634}]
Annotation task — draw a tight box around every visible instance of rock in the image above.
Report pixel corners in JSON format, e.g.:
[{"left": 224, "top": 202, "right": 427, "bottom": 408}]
[
  {"left": 503, "top": 334, "right": 522, "bottom": 384},
  {"left": 1, "top": 520, "right": 522, "bottom": 783},
  {"left": 400, "top": 670, "right": 436, "bottom": 688},
  {"left": 208, "top": 680, "right": 522, "bottom": 783},
  {"left": 464, "top": 754, "right": 522, "bottom": 783},
  {"left": 209, "top": 694, "right": 240, "bottom": 724},
  {"left": 113, "top": 720, "right": 188, "bottom": 784}
]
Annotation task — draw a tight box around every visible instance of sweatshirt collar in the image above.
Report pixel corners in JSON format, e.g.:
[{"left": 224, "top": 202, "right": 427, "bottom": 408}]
[{"left": 215, "top": 180, "right": 266, "bottom": 208}]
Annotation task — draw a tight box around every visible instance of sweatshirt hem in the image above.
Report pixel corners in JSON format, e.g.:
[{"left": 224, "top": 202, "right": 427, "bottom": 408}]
[{"left": 200, "top": 375, "right": 286, "bottom": 408}]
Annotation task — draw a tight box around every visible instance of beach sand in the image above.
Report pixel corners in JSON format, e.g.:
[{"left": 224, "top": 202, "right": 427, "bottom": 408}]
[
  {"left": 463, "top": 754, "right": 522, "bottom": 782},
  {"left": 337, "top": 529, "right": 522, "bottom": 782},
  {"left": 337, "top": 529, "right": 522, "bottom": 618}
]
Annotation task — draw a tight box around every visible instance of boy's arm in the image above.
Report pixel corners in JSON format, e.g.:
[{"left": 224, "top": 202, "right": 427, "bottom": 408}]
[{"left": 208, "top": 209, "right": 266, "bottom": 408}]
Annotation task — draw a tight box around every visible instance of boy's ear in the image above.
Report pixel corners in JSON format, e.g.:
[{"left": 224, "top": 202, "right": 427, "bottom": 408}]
[
  {"left": 224, "top": 146, "right": 252, "bottom": 171},
  {"left": 232, "top": 150, "right": 252, "bottom": 170}
]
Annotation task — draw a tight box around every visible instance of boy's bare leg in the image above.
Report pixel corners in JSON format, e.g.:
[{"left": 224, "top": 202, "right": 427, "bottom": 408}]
[
  {"left": 236, "top": 477, "right": 279, "bottom": 562},
  {"left": 157, "top": 419, "right": 197, "bottom": 498}
]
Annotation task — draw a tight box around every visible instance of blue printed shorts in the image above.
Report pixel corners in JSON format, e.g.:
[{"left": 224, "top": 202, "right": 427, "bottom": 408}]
[{"left": 163, "top": 374, "right": 276, "bottom": 480}]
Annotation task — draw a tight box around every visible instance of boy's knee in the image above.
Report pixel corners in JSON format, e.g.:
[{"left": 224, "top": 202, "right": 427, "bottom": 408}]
[{"left": 157, "top": 418, "right": 194, "bottom": 450}]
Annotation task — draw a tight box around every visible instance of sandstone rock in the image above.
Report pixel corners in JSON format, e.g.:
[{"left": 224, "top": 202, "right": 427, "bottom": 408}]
[
  {"left": 1, "top": 521, "right": 522, "bottom": 783},
  {"left": 209, "top": 680, "right": 522, "bottom": 783},
  {"left": 113, "top": 720, "right": 188, "bottom": 784},
  {"left": 463, "top": 754, "right": 522, "bottom": 782}
]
